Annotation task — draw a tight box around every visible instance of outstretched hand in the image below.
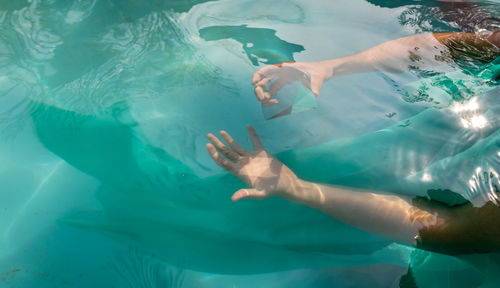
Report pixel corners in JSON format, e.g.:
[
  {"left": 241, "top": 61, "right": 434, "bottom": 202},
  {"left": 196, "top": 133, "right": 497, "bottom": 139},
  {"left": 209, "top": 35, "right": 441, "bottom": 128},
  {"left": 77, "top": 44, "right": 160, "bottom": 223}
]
[
  {"left": 206, "top": 126, "right": 299, "bottom": 202},
  {"left": 252, "top": 61, "right": 327, "bottom": 106}
]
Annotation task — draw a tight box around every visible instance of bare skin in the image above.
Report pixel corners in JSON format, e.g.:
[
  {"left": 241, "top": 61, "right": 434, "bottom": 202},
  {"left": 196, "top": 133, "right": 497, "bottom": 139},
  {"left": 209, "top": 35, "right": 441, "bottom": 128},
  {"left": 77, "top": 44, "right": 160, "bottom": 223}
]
[
  {"left": 252, "top": 31, "right": 500, "bottom": 104},
  {"left": 207, "top": 31, "right": 500, "bottom": 253},
  {"left": 207, "top": 127, "right": 432, "bottom": 245},
  {"left": 207, "top": 127, "right": 500, "bottom": 252}
]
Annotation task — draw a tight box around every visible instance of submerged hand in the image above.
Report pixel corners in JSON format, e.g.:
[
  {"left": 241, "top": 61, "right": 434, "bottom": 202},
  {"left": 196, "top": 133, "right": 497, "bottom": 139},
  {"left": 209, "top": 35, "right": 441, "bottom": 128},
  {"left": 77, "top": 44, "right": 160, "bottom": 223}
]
[
  {"left": 206, "top": 126, "right": 299, "bottom": 202},
  {"left": 251, "top": 61, "right": 328, "bottom": 105}
]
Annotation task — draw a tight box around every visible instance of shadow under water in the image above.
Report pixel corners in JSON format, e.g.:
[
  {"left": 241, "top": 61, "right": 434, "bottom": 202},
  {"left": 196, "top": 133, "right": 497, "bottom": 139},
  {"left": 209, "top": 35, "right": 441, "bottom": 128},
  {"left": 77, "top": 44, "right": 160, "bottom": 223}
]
[
  {"left": 199, "top": 25, "right": 305, "bottom": 65},
  {"left": 2, "top": 0, "right": 500, "bottom": 285}
]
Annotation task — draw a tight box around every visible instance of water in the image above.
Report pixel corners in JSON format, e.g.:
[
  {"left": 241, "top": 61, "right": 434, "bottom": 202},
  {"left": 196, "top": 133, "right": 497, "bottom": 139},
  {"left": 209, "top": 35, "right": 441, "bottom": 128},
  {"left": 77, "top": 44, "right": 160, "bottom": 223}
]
[{"left": 1, "top": 0, "right": 500, "bottom": 287}]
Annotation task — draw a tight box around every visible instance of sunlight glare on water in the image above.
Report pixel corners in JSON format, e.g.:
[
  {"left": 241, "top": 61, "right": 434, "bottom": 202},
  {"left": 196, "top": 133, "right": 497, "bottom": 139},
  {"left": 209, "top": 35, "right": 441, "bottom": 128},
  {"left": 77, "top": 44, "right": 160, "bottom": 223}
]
[{"left": 0, "top": 0, "right": 500, "bottom": 287}]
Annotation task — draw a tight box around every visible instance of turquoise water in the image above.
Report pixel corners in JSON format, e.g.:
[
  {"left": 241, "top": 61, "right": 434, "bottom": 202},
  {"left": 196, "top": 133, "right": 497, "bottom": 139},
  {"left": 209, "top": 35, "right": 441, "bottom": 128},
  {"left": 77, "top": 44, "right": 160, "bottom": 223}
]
[{"left": 1, "top": 0, "right": 500, "bottom": 287}]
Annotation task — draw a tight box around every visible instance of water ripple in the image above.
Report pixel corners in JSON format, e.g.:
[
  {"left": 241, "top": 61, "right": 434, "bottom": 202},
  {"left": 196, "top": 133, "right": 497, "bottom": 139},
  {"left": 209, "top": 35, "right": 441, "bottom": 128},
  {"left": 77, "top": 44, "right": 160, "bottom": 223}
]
[
  {"left": 110, "top": 249, "right": 185, "bottom": 288},
  {"left": 0, "top": 65, "right": 47, "bottom": 136},
  {"left": 10, "top": 0, "right": 62, "bottom": 61},
  {"left": 65, "top": 0, "right": 97, "bottom": 24}
]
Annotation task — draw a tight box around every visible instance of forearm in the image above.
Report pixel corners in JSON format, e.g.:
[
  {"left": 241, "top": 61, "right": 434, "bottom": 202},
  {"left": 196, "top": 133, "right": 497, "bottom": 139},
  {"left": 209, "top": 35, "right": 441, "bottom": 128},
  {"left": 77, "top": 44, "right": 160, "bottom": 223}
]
[
  {"left": 285, "top": 180, "right": 442, "bottom": 245},
  {"left": 317, "top": 32, "right": 500, "bottom": 79},
  {"left": 207, "top": 127, "right": 500, "bottom": 252}
]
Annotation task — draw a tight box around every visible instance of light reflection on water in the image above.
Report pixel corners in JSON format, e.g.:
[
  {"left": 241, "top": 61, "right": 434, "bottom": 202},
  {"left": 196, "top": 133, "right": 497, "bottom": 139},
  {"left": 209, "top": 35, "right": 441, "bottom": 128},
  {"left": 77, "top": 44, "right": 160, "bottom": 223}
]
[
  {"left": 452, "top": 97, "right": 489, "bottom": 129},
  {"left": 0, "top": 0, "right": 499, "bottom": 287}
]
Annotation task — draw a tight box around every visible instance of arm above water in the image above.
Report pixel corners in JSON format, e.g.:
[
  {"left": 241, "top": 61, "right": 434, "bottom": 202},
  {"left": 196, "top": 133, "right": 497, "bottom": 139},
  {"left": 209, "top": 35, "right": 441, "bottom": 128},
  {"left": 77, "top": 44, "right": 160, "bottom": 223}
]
[
  {"left": 206, "top": 127, "right": 499, "bottom": 251},
  {"left": 253, "top": 31, "right": 500, "bottom": 102},
  {"left": 322, "top": 31, "right": 500, "bottom": 75}
]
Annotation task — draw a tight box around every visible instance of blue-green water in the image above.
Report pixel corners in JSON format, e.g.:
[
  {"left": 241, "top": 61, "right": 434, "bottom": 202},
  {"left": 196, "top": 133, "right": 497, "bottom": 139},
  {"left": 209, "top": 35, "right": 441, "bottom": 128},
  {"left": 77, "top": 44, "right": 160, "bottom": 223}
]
[{"left": 1, "top": 0, "right": 500, "bottom": 287}]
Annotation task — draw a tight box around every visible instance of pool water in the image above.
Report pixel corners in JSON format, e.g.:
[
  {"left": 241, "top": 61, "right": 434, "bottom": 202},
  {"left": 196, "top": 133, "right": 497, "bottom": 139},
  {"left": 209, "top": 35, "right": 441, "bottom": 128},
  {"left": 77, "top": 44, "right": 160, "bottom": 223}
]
[{"left": 1, "top": 0, "right": 500, "bottom": 287}]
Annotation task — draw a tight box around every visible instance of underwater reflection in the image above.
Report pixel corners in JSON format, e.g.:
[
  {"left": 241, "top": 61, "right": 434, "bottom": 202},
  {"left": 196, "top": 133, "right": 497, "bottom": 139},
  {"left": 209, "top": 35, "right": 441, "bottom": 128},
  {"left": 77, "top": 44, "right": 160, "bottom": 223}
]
[
  {"left": 238, "top": 0, "right": 500, "bottom": 260},
  {"left": 4, "top": 1, "right": 500, "bottom": 286},
  {"left": 452, "top": 97, "right": 489, "bottom": 129},
  {"left": 199, "top": 25, "right": 305, "bottom": 66},
  {"left": 42, "top": 5, "right": 500, "bottom": 278},
  {"left": 366, "top": 0, "right": 500, "bottom": 33}
]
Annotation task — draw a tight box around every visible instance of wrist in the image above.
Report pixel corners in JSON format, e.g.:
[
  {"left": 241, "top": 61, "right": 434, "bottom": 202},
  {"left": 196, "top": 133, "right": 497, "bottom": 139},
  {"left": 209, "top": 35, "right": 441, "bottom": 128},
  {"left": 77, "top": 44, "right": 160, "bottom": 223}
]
[
  {"left": 321, "top": 56, "right": 362, "bottom": 78},
  {"left": 318, "top": 59, "right": 341, "bottom": 79},
  {"left": 282, "top": 179, "right": 325, "bottom": 206}
]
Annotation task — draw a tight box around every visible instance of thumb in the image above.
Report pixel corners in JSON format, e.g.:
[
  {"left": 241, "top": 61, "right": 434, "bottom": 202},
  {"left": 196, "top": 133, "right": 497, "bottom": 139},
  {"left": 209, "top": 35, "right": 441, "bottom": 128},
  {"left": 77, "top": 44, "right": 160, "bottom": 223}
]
[
  {"left": 232, "top": 189, "right": 268, "bottom": 202},
  {"left": 301, "top": 76, "right": 323, "bottom": 97},
  {"left": 310, "top": 76, "right": 323, "bottom": 97}
]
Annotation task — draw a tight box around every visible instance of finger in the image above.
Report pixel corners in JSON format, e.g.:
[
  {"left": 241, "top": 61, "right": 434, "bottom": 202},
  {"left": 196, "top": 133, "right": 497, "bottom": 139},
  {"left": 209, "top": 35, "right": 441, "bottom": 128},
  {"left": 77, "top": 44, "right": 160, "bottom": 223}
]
[
  {"left": 255, "top": 77, "right": 271, "bottom": 89},
  {"left": 207, "top": 133, "right": 240, "bottom": 161},
  {"left": 220, "top": 131, "right": 251, "bottom": 156},
  {"left": 301, "top": 74, "right": 322, "bottom": 97},
  {"left": 247, "top": 125, "right": 264, "bottom": 151},
  {"left": 252, "top": 71, "right": 263, "bottom": 85},
  {"left": 261, "top": 98, "right": 279, "bottom": 107},
  {"left": 252, "top": 65, "right": 280, "bottom": 84},
  {"left": 254, "top": 86, "right": 272, "bottom": 102},
  {"left": 310, "top": 77, "right": 323, "bottom": 97},
  {"left": 206, "top": 143, "right": 233, "bottom": 170},
  {"left": 232, "top": 189, "right": 268, "bottom": 202}
]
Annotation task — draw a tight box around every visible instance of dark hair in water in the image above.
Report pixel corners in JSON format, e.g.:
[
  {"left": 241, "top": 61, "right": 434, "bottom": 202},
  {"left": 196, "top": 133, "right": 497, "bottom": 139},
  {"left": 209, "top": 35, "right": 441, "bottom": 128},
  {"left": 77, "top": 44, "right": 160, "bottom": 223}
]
[{"left": 365, "top": 0, "right": 439, "bottom": 9}]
